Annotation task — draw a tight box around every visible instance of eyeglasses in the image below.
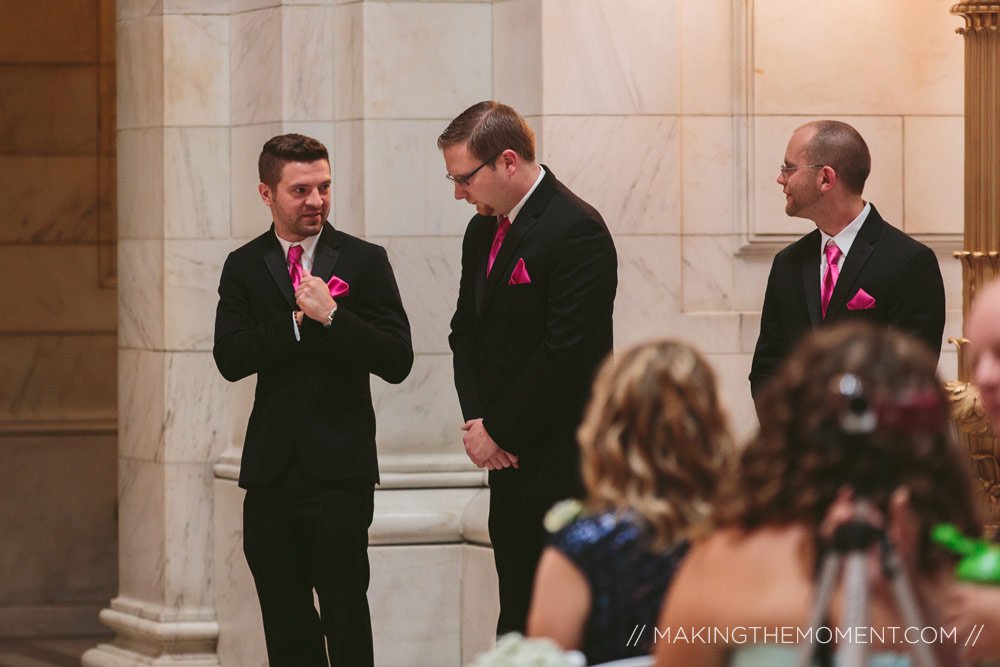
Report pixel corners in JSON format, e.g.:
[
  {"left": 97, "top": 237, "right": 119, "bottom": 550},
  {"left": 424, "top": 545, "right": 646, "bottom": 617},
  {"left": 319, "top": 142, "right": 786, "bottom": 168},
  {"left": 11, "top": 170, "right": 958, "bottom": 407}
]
[
  {"left": 779, "top": 163, "right": 825, "bottom": 176},
  {"left": 446, "top": 151, "right": 502, "bottom": 187}
]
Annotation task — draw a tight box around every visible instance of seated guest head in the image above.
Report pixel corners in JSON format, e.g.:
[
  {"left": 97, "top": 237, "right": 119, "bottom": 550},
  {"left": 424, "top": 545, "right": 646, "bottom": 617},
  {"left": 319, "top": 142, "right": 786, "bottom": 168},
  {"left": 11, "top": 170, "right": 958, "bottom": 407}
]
[
  {"left": 578, "top": 339, "right": 733, "bottom": 549},
  {"left": 527, "top": 340, "right": 731, "bottom": 663},
  {"left": 723, "top": 321, "right": 978, "bottom": 571},
  {"left": 656, "top": 323, "right": 980, "bottom": 667}
]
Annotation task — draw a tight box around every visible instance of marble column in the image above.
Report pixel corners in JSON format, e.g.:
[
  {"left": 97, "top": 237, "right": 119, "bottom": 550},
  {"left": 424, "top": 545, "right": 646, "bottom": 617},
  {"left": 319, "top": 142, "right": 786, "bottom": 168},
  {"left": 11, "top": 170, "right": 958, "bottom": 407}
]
[{"left": 83, "top": 2, "right": 231, "bottom": 664}]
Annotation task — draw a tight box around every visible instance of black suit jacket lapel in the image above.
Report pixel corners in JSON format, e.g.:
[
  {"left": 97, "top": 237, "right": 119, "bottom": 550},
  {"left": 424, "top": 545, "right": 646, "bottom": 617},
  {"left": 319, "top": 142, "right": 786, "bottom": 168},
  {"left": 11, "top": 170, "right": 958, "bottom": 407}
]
[
  {"left": 311, "top": 221, "right": 342, "bottom": 284},
  {"left": 479, "top": 168, "right": 555, "bottom": 312},
  {"left": 824, "top": 208, "right": 881, "bottom": 325},
  {"left": 263, "top": 227, "right": 298, "bottom": 309},
  {"left": 474, "top": 222, "right": 492, "bottom": 317},
  {"left": 800, "top": 230, "right": 822, "bottom": 328}
]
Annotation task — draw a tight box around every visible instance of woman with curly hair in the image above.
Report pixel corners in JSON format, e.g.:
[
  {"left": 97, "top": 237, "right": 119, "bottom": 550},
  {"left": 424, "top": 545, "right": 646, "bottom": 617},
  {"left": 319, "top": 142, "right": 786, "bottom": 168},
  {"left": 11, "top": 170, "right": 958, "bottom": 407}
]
[
  {"left": 526, "top": 340, "right": 733, "bottom": 663},
  {"left": 655, "top": 323, "right": 981, "bottom": 667}
]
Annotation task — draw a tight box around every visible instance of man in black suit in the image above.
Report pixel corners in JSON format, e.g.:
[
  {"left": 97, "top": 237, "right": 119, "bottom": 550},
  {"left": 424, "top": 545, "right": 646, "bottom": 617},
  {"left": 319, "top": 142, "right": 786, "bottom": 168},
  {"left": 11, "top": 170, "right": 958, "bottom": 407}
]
[
  {"left": 213, "top": 133, "right": 412, "bottom": 666},
  {"left": 750, "top": 120, "right": 945, "bottom": 404},
  {"left": 439, "top": 101, "right": 618, "bottom": 634}
]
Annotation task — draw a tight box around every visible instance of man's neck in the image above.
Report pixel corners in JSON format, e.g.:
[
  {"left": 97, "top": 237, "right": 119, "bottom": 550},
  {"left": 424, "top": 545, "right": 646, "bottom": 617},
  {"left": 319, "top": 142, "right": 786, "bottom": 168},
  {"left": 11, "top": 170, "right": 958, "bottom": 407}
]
[
  {"left": 813, "top": 197, "right": 866, "bottom": 237},
  {"left": 504, "top": 162, "right": 542, "bottom": 214}
]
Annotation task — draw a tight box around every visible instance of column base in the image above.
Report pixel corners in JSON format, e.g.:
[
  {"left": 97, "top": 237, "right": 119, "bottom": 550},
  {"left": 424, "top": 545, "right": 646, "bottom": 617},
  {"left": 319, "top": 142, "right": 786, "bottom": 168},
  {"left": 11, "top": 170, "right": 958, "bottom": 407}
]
[{"left": 82, "top": 604, "right": 219, "bottom": 666}]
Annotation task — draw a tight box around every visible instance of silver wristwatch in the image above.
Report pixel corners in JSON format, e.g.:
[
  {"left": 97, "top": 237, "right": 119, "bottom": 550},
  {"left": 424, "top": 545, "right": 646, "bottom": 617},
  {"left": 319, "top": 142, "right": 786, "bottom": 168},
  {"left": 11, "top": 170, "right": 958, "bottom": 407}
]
[{"left": 323, "top": 306, "right": 337, "bottom": 327}]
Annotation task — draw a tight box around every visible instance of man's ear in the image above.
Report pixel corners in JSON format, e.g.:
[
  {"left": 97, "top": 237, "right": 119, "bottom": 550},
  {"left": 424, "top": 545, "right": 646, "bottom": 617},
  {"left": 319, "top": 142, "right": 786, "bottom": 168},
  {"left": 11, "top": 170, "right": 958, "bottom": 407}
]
[
  {"left": 500, "top": 149, "right": 519, "bottom": 174},
  {"left": 818, "top": 165, "right": 837, "bottom": 193},
  {"left": 259, "top": 182, "right": 273, "bottom": 206}
]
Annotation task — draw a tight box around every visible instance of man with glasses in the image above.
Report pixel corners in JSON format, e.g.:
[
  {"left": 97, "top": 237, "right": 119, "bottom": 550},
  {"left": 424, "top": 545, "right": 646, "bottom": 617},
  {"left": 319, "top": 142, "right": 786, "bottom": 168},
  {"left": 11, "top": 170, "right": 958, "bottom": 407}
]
[
  {"left": 749, "top": 120, "right": 945, "bottom": 406},
  {"left": 438, "top": 101, "right": 618, "bottom": 635}
]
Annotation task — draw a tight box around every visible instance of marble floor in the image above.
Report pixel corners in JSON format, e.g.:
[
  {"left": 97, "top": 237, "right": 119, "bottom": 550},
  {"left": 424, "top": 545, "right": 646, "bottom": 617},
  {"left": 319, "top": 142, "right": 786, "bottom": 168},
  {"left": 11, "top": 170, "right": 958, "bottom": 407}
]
[{"left": 0, "top": 637, "right": 99, "bottom": 666}]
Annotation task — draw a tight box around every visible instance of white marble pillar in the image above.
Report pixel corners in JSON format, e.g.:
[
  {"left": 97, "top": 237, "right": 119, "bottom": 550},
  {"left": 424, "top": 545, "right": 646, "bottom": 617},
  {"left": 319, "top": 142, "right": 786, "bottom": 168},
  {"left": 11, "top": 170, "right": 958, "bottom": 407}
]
[{"left": 84, "top": 2, "right": 231, "bottom": 665}]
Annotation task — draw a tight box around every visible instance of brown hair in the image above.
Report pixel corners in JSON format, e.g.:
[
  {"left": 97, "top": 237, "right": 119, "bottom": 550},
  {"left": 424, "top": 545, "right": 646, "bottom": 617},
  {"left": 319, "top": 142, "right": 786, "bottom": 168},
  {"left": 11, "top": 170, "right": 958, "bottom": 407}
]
[
  {"left": 258, "top": 133, "right": 329, "bottom": 190},
  {"left": 799, "top": 120, "right": 871, "bottom": 195},
  {"left": 716, "top": 323, "right": 980, "bottom": 573},
  {"left": 578, "top": 340, "right": 733, "bottom": 551},
  {"left": 437, "top": 101, "right": 536, "bottom": 163}
]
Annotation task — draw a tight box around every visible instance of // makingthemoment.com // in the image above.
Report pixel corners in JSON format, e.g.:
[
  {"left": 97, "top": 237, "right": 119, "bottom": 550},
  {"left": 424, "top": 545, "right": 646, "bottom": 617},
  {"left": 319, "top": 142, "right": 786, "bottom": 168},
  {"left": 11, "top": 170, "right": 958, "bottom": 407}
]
[{"left": 626, "top": 625, "right": 985, "bottom": 649}]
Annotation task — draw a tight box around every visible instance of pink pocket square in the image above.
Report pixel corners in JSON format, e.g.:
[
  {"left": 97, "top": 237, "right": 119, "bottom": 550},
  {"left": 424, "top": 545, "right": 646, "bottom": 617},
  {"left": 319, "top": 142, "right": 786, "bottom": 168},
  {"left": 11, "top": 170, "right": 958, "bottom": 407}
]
[
  {"left": 508, "top": 258, "right": 531, "bottom": 286},
  {"left": 847, "top": 288, "right": 875, "bottom": 310},
  {"left": 326, "top": 275, "right": 350, "bottom": 298}
]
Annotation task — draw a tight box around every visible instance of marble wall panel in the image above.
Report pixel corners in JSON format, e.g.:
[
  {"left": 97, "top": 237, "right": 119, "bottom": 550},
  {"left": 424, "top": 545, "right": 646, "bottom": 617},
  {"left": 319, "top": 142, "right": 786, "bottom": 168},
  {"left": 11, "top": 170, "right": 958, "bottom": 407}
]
[
  {"left": 163, "top": 351, "right": 229, "bottom": 464},
  {"left": 460, "top": 544, "right": 499, "bottom": 665},
  {"left": 0, "top": 67, "right": 98, "bottom": 154},
  {"left": 117, "top": 457, "right": 167, "bottom": 606},
  {"left": 357, "top": 2, "right": 491, "bottom": 119},
  {"left": 732, "top": 253, "right": 772, "bottom": 313},
  {"left": 701, "top": 352, "right": 756, "bottom": 443},
  {"left": 671, "top": 312, "right": 741, "bottom": 355},
  {"left": 116, "top": 0, "right": 161, "bottom": 20},
  {"left": 492, "top": 0, "right": 542, "bottom": 117},
  {"left": 163, "top": 0, "right": 229, "bottom": 13},
  {"left": 682, "top": 116, "right": 736, "bottom": 236},
  {"left": 118, "top": 239, "right": 165, "bottom": 350},
  {"left": 333, "top": 2, "right": 363, "bottom": 121},
  {"left": 679, "top": 0, "right": 734, "bottom": 115},
  {"left": 0, "top": 246, "right": 116, "bottom": 333},
  {"left": 362, "top": 119, "right": 475, "bottom": 237},
  {"left": 1, "top": 157, "right": 98, "bottom": 243},
  {"left": 540, "top": 116, "right": 681, "bottom": 236},
  {"left": 231, "top": 8, "right": 282, "bottom": 126},
  {"left": 164, "top": 240, "right": 229, "bottom": 350},
  {"left": 334, "top": 119, "right": 365, "bottom": 237},
  {"left": 119, "top": 349, "right": 164, "bottom": 462},
  {"left": 613, "top": 234, "right": 682, "bottom": 349},
  {"left": 230, "top": 122, "right": 282, "bottom": 238},
  {"left": 0, "top": 435, "right": 116, "bottom": 603},
  {"left": 541, "top": 0, "right": 680, "bottom": 115},
  {"left": 163, "top": 462, "right": 216, "bottom": 611},
  {"left": 118, "top": 128, "right": 165, "bottom": 240},
  {"left": 903, "top": 116, "right": 963, "bottom": 236},
  {"left": 117, "top": 16, "right": 164, "bottom": 130},
  {"left": 369, "top": 544, "right": 461, "bottom": 667},
  {"left": 212, "top": 477, "right": 266, "bottom": 667},
  {"left": 0, "top": 0, "right": 97, "bottom": 62},
  {"left": 371, "top": 353, "right": 462, "bottom": 456},
  {"left": 939, "top": 248, "right": 961, "bottom": 315},
  {"left": 753, "top": 0, "right": 962, "bottom": 117},
  {"left": 682, "top": 235, "right": 734, "bottom": 312},
  {"left": 230, "top": 0, "right": 282, "bottom": 14},
  {"left": 163, "top": 14, "right": 230, "bottom": 127},
  {"left": 371, "top": 236, "right": 461, "bottom": 355},
  {"left": 0, "top": 334, "right": 116, "bottom": 422},
  {"left": 281, "top": 6, "right": 335, "bottom": 121},
  {"left": 164, "top": 127, "right": 231, "bottom": 239},
  {"left": 752, "top": 116, "right": 903, "bottom": 238}
]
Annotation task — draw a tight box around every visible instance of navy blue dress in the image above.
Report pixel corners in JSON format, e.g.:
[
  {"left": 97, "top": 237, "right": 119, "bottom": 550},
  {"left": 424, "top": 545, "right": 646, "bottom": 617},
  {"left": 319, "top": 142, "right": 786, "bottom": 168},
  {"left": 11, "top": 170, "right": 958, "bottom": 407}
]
[{"left": 549, "top": 510, "right": 689, "bottom": 664}]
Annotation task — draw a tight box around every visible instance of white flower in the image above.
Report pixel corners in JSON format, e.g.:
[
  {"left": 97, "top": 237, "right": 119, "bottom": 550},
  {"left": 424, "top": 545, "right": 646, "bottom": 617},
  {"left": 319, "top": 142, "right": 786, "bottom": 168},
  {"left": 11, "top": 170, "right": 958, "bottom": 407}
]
[
  {"left": 543, "top": 499, "right": 584, "bottom": 534},
  {"left": 469, "top": 632, "right": 586, "bottom": 667}
]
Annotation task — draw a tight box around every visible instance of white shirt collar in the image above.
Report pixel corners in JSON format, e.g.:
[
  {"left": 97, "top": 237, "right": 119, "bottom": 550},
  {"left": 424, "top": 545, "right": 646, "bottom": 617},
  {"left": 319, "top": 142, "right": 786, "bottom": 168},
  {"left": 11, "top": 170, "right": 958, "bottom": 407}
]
[
  {"left": 275, "top": 226, "right": 322, "bottom": 272},
  {"left": 820, "top": 201, "right": 869, "bottom": 261},
  {"left": 505, "top": 165, "right": 546, "bottom": 225}
]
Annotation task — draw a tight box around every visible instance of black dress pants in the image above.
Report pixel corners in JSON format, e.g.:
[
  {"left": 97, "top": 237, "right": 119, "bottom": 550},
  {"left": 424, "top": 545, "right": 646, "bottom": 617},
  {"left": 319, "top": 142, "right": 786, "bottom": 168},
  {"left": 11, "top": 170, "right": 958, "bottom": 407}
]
[
  {"left": 243, "top": 455, "right": 375, "bottom": 667},
  {"left": 488, "top": 486, "right": 565, "bottom": 636}
]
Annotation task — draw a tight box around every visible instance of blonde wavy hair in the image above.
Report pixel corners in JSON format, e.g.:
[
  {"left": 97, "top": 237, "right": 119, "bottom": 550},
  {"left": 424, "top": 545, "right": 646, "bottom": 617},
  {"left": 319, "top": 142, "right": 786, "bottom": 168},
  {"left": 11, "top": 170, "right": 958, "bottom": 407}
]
[{"left": 577, "top": 340, "right": 733, "bottom": 551}]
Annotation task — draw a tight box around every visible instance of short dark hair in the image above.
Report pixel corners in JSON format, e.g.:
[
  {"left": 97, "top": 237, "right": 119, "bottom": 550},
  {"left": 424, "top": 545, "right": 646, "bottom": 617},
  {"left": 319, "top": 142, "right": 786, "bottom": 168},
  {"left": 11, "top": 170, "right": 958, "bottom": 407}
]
[
  {"left": 258, "top": 133, "right": 329, "bottom": 190},
  {"left": 800, "top": 120, "right": 871, "bottom": 195},
  {"left": 437, "top": 101, "right": 535, "bottom": 163}
]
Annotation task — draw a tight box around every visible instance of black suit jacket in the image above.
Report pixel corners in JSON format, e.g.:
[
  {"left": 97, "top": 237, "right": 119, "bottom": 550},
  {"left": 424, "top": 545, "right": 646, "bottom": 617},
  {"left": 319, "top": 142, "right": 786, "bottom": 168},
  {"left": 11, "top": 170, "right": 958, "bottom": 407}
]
[
  {"left": 449, "top": 168, "right": 618, "bottom": 496},
  {"left": 749, "top": 204, "right": 945, "bottom": 397},
  {"left": 214, "top": 222, "right": 413, "bottom": 487}
]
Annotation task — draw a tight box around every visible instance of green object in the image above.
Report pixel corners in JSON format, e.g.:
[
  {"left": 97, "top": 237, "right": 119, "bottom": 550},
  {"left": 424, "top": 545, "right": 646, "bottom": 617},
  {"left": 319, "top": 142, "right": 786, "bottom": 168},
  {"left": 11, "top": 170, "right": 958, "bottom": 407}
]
[{"left": 932, "top": 523, "right": 1000, "bottom": 584}]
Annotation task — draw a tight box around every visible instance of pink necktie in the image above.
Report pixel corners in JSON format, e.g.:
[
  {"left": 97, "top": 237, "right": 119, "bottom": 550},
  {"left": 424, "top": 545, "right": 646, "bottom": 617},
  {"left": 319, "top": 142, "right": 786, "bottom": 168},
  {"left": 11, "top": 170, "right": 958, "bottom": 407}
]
[
  {"left": 288, "top": 245, "right": 304, "bottom": 291},
  {"left": 487, "top": 215, "right": 511, "bottom": 277},
  {"left": 821, "top": 241, "right": 842, "bottom": 319}
]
